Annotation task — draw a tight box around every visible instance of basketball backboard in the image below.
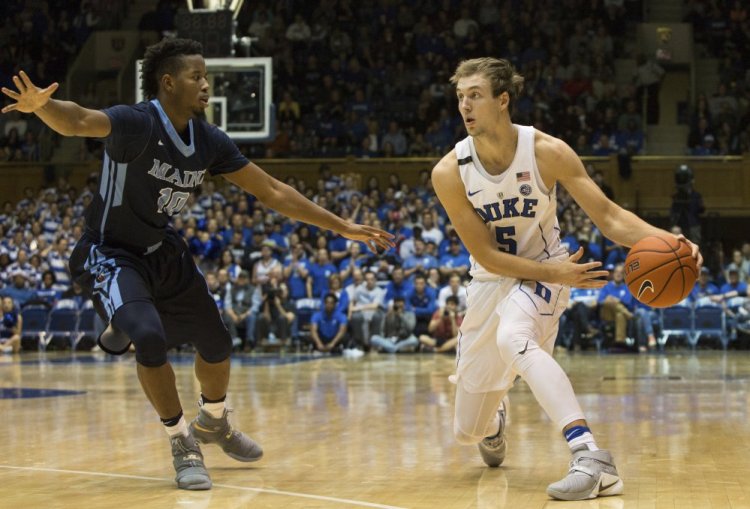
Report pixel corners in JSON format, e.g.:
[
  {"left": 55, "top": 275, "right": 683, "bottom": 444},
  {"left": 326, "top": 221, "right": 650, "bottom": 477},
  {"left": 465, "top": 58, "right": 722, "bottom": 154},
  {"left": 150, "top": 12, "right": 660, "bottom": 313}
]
[{"left": 135, "top": 57, "right": 273, "bottom": 141}]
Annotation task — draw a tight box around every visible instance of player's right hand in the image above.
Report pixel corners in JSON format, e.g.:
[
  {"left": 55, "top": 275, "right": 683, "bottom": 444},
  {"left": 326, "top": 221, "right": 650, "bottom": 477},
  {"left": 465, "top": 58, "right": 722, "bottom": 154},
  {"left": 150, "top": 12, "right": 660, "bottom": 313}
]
[
  {"left": 552, "top": 247, "right": 610, "bottom": 288},
  {"left": 1, "top": 70, "right": 59, "bottom": 114}
]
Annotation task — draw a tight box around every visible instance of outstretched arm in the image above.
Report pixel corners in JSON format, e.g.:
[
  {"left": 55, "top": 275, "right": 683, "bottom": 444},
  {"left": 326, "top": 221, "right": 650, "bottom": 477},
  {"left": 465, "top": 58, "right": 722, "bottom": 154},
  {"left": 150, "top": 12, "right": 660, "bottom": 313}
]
[
  {"left": 1, "top": 70, "right": 110, "bottom": 138},
  {"left": 224, "top": 163, "right": 394, "bottom": 253},
  {"left": 546, "top": 134, "right": 703, "bottom": 268},
  {"left": 431, "top": 150, "right": 608, "bottom": 287}
]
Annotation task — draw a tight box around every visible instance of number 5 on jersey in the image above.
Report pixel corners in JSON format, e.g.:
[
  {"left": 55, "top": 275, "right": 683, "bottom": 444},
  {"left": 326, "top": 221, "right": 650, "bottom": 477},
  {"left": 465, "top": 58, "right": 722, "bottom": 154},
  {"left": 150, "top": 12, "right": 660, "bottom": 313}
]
[
  {"left": 495, "top": 226, "right": 517, "bottom": 255},
  {"left": 157, "top": 188, "right": 190, "bottom": 216}
]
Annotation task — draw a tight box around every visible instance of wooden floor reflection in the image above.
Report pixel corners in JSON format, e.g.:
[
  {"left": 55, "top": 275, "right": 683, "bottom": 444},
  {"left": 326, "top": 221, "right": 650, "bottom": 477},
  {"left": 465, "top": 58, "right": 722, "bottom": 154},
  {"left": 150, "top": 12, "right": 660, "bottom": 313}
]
[{"left": 2, "top": 350, "right": 750, "bottom": 509}]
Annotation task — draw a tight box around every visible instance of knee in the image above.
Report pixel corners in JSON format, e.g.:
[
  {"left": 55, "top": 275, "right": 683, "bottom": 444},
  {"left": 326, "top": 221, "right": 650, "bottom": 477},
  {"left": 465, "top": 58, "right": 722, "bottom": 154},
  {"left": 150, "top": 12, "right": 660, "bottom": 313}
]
[
  {"left": 129, "top": 323, "right": 168, "bottom": 367},
  {"left": 496, "top": 325, "right": 536, "bottom": 367}
]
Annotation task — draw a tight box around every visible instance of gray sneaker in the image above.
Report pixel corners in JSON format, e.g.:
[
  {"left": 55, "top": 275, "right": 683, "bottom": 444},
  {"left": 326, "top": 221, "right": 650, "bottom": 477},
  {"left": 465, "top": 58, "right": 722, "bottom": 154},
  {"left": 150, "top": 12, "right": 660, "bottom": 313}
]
[
  {"left": 478, "top": 396, "right": 509, "bottom": 467},
  {"left": 189, "top": 407, "right": 263, "bottom": 462},
  {"left": 546, "top": 447, "right": 623, "bottom": 501},
  {"left": 171, "top": 433, "right": 211, "bottom": 490}
]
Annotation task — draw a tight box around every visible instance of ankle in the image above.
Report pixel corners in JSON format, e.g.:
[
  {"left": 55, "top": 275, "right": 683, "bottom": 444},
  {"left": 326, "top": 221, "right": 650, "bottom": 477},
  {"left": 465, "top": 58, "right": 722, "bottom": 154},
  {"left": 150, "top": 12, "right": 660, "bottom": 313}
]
[{"left": 200, "top": 394, "right": 227, "bottom": 419}]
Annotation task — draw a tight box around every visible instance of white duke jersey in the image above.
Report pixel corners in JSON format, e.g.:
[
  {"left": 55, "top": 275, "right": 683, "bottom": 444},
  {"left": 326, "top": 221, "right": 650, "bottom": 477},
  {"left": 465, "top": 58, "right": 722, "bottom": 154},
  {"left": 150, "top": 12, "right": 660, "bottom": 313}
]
[{"left": 455, "top": 124, "right": 567, "bottom": 281}]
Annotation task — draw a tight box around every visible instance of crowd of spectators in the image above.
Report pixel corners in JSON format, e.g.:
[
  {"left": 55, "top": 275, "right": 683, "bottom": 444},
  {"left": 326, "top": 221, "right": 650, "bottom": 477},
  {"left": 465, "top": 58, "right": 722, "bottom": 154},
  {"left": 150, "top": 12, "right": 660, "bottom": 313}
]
[
  {"left": 233, "top": 0, "right": 651, "bottom": 159},
  {"left": 685, "top": 0, "right": 750, "bottom": 155},
  {"left": 0, "top": 0, "right": 129, "bottom": 161},
  {"left": 0, "top": 164, "right": 747, "bottom": 355}
]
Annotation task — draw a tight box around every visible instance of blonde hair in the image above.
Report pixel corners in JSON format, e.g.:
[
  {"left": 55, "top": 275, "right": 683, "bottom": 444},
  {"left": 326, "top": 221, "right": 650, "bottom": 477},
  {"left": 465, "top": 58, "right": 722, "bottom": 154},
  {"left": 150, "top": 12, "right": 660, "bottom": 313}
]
[{"left": 450, "top": 57, "right": 525, "bottom": 113}]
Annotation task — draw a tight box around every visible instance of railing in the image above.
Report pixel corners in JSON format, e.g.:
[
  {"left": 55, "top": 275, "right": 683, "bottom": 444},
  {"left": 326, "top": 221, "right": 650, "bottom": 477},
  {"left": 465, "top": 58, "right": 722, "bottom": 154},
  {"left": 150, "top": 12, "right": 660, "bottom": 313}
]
[{"left": 0, "top": 155, "right": 747, "bottom": 214}]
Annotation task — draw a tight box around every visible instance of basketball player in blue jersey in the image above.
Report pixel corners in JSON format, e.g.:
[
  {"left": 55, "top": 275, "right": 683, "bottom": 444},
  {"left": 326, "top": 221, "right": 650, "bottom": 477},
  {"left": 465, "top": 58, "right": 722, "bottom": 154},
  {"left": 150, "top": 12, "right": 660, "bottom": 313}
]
[
  {"left": 431, "top": 58, "right": 702, "bottom": 501},
  {"left": 1, "top": 38, "right": 394, "bottom": 491}
]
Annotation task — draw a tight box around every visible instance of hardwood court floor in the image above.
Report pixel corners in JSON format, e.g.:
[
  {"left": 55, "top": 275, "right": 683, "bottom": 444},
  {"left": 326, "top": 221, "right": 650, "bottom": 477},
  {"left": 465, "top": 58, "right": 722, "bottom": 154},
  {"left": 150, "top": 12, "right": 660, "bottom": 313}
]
[{"left": 2, "top": 350, "right": 750, "bottom": 509}]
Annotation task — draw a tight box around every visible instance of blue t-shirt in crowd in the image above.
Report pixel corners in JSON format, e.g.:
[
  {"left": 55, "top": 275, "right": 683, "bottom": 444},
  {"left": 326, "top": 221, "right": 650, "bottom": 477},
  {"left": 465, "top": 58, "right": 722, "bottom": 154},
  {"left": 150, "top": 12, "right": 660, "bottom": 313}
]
[
  {"left": 408, "top": 287, "right": 437, "bottom": 317},
  {"left": 311, "top": 310, "right": 347, "bottom": 341},
  {"left": 439, "top": 252, "right": 471, "bottom": 272},
  {"left": 284, "top": 258, "right": 310, "bottom": 300},
  {"left": 598, "top": 281, "right": 634, "bottom": 310},
  {"left": 690, "top": 282, "right": 719, "bottom": 302},
  {"left": 308, "top": 262, "right": 338, "bottom": 297}
]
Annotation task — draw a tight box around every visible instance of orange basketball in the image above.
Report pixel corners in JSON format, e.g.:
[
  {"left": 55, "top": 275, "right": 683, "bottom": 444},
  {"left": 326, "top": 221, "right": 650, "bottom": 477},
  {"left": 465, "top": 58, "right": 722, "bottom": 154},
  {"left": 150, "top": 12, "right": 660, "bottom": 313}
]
[{"left": 623, "top": 234, "right": 698, "bottom": 308}]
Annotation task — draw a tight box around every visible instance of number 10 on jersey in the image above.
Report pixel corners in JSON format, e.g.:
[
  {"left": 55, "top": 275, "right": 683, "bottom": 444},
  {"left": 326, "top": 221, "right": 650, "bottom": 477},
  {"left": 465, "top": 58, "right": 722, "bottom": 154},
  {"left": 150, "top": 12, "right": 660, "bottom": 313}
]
[{"left": 157, "top": 188, "right": 190, "bottom": 216}]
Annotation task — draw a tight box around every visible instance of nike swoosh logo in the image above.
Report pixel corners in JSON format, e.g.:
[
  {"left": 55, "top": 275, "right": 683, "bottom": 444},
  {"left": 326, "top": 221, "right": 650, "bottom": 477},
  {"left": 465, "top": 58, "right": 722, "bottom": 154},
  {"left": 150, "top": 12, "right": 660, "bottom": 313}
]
[
  {"left": 637, "top": 280, "right": 654, "bottom": 299},
  {"left": 600, "top": 480, "right": 619, "bottom": 491},
  {"left": 468, "top": 189, "right": 482, "bottom": 197},
  {"left": 158, "top": 140, "right": 164, "bottom": 146},
  {"left": 519, "top": 340, "right": 529, "bottom": 355}
]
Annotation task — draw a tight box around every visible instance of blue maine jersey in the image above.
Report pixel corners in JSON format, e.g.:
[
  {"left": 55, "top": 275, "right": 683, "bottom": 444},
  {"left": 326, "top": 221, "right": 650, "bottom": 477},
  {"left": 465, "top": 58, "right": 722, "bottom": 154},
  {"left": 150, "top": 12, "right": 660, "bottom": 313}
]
[{"left": 86, "top": 99, "right": 248, "bottom": 251}]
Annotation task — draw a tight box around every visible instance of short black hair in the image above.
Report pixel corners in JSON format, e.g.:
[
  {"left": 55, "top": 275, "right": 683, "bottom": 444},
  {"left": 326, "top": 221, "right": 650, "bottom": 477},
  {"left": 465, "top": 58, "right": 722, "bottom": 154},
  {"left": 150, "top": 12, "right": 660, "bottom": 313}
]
[
  {"left": 141, "top": 38, "right": 203, "bottom": 100},
  {"left": 324, "top": 293, "right": 339, "bottom": 303},
  {"left": 446, "top": 296, "right": 459, "bottom": 305}
]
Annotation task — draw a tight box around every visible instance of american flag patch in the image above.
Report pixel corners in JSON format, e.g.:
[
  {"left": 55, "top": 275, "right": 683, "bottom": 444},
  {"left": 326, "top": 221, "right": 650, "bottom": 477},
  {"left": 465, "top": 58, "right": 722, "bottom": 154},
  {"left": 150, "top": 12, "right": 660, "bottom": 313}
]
[{"left": 516, "top": 171, "right": 530, "bottom": 182}]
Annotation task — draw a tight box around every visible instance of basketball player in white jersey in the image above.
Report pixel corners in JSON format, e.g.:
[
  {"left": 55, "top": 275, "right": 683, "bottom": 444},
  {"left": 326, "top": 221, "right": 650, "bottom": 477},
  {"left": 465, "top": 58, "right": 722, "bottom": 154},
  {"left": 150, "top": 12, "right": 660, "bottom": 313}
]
[{"left": 431, "top": 58, "right": 702, "bottom": 501}]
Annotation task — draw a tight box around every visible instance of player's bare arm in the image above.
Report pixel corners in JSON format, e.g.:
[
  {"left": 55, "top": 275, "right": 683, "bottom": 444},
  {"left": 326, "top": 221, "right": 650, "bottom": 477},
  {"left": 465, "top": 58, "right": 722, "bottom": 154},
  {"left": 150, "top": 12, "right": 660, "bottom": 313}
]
[
  {"left": 223, "top": 163, "right": 394, "bottom": 253},
  {"left": 543, "top": 133, "right": 703, "bottom": 268},
  {"left": 1, "top": 70, "right": 111, "bottom": 138},
  {"left": 431, "top": 150, "right": 608, "bottom": 288}
]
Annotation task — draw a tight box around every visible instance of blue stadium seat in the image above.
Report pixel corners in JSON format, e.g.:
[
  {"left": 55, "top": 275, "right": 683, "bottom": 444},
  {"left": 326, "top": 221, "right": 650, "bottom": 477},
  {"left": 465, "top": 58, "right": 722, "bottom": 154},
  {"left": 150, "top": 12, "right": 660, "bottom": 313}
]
[
  {"left": 659, "top": 305, "right": 693, "bottom": 348},
  {"left": 20, "top": 305, "right": 50, "bottom": 350},
  {"left": 294, "top": 298, "right": 320, "bottom": 344},
  {"left": 692, "top": 305, "right": 727, "bottom": 349},
  {"left": 75, "top": 307, "right": 100, "bottom": 350},
  {"left": 46, "top": 307, "right": 80, "bottom": 350}
]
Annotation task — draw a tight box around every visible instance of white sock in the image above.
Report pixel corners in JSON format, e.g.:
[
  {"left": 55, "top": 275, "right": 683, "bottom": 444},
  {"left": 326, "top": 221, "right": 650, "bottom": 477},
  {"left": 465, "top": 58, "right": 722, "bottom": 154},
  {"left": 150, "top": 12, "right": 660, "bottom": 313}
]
[
  {"left": 202, "top": 400, "right": 226, "bottom": 418},
  {"left": 565, "top": 425, "right": 599, "bottom": 451},
  {"left": 164, "top": 416, "right": 189, "bottom": 437}
]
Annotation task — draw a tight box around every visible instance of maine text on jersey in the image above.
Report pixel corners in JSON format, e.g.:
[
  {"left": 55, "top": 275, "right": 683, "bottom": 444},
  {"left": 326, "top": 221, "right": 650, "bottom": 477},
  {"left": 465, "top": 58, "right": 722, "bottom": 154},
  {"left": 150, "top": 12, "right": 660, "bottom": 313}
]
[{"left": 147, "top": 158, "right": 207, "bottom": 188}]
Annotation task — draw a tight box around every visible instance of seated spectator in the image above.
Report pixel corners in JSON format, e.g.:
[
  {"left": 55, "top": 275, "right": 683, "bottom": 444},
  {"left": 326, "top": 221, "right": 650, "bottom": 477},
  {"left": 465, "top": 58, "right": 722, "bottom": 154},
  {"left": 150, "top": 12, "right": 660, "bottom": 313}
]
[
  {"left": 633, "top": 300, "right": 659, "bottom": 352},
  {"left": 32, "top": 270, "right": 61, "bottom": 307},
  {"left": 339, "top": 242, "right": 368, "bottom": 286},
  {"left": 439, "top": 239, "right": 470, "bottom": 278},
  {"left": 47, "top": 236, "right": 71, "bottom": 292},
  {"left": 0, "top": 270, "right": 37, "bottom": 307},
  {"left": 252, "top": 242, "right": 281, "bottom": 286},
  {"left": 323, "top": 273, "right": 350, "bottom": 317},
  {"left": 615, "top": 119, "right": 645, "bottom": 155},
  {"left": 383, "top": 266, "right": 413, "bottom": 310},
  {"left": 284, "top": 242, "right": 311, "bottom": 300},
  {"left": 403, "top": 239, "right": 438, "bottom": 279},
  {"left": 307, "top": 247, "right": 337, "bottom": 298},
  {"left": 563, "top": 287, "right": 600, "bottom": 351},
  {"left": 419, "top": 210, "right": 444, "bottom": 247},
  {"left": 716, "top": 268, "right": 748, "bottom": 303},
  {"left": 419, "top": 295, "right": 463, "bottom": 353},
  {"left": 690, "top": 267, "right": 719, "bottom": 304},
  {"left": 381, "top": 121, "right": 408, "bottom": 156},
  {"left": 437, "top": 273, "right": 468, "bottom": 312},
  {"left": 224, "top": 269, "right": 261, "bottom": 351},
  {"left": 257, "top": 283, "right": 295, "bottom": 349},
  {"left": 724, "top": 249, "right": 748, "bottom": 283},
  {"left": 0, "top": 296, "right": 21, "bottom": 354},
  {"left": 60, "top": 281, "right": 91, "bottom": 309},
  {"left": 310, "top": 293, "right": 348, "bottom": 354},
  {"left": 598, "top": 264, "right": 635, "bottom": 346},
  {"left": 370, "top": 297, "right": 419, "bottom": 353},
  {"left": 350, "top": 271, "right": 385, "bottom": 350},
  {"left": 407, "top": 274, "right": 437, "bottom": 335}
]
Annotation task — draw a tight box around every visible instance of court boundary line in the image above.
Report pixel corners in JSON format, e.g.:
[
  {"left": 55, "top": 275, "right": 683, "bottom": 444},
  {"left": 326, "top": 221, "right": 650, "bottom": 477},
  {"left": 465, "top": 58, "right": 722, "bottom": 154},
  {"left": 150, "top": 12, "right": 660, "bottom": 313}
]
[{"left": 0, "top": 464, "right": 406, "bottom": 509}]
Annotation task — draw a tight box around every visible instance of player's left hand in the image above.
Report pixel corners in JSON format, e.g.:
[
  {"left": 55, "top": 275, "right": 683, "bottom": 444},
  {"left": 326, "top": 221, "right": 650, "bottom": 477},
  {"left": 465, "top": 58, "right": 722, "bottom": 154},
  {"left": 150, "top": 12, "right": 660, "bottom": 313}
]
[
  {"left": 675, "top": 234, "right": 703, "bottom": 271},
  {"left": 342, "top": 223, "right": 395, "bottom": 253},
  {"left": 1, "top": 71, "right": 59, "bottom": 114}
]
